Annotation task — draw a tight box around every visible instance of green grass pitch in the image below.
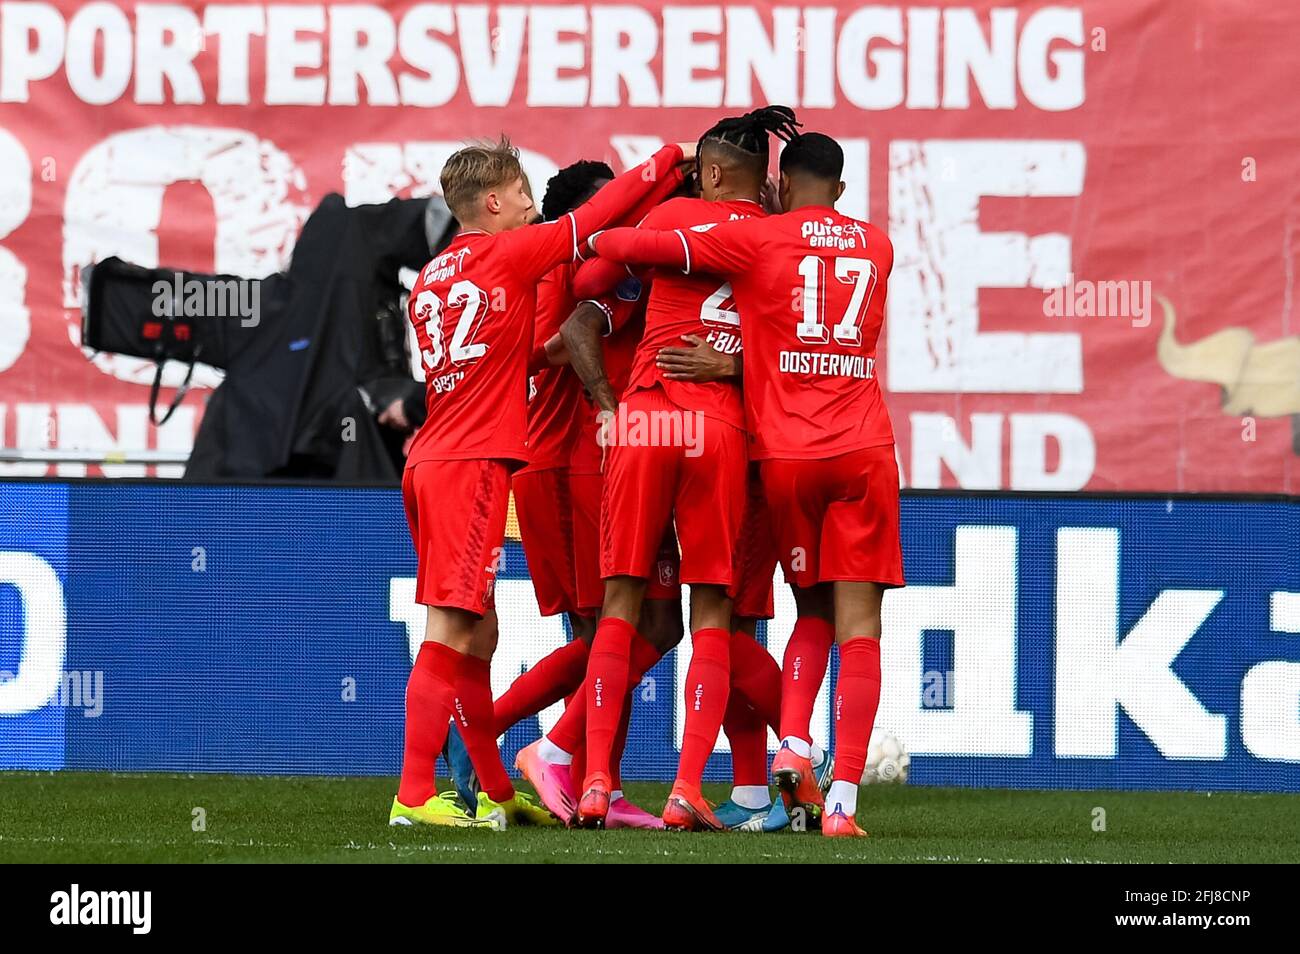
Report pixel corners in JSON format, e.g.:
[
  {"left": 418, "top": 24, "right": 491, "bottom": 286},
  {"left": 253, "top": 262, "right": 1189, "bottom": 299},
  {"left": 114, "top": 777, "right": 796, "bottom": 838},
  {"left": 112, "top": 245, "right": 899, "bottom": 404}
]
[{"left": 1, "top": 772, "right": 1295, "bottom": 864}]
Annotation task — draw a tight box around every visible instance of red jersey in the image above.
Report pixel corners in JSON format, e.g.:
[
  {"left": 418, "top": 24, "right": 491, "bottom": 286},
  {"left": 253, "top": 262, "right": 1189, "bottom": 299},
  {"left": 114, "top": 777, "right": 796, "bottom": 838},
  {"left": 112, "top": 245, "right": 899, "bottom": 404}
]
[
  {"left": 624, "top": 197, "right": 763, "bottom": 429},
  {"left": 403, "top": 143, "right": 684, "bottom": 468},
  {"left": 678, "top": 206, "right": 895, "bottom": 459},
  {"left": 570, "top": 276, "right": 647, "bottom": 476},
  {"left": 519, "top": 263, "right": 583, "bottom": 473}
]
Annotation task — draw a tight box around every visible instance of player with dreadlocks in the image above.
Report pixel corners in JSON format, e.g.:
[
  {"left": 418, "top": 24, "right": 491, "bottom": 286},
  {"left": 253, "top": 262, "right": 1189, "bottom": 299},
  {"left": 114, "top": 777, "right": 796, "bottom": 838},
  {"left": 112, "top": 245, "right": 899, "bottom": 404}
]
[
  {"left": 555, "top": 106, "right": 802, "bottom": 831},
  {"left": 586, "top": 131, "right": 901, "bottom": 838}
]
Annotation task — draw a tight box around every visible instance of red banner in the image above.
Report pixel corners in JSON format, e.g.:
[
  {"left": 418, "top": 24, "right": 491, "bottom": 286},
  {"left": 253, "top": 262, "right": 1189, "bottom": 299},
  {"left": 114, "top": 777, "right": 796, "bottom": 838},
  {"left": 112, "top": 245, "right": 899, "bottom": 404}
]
[{"left": 1, "top": 0, "right": 1297, "bottom": 489}]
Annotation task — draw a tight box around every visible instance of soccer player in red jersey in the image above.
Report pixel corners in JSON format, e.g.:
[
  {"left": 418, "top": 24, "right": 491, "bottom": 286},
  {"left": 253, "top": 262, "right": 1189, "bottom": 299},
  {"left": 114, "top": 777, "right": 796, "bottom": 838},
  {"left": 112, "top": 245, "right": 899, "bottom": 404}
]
[
  {"left": 390, "top": 136, "right": 693, "bottom": 830},
  {"left": 652, "top": 333, "right": 808, "bottom": 831},
  {"left": 588, "top": 132, "right": 901, "bottom": 838},
  {"left": 490, "top": 161, "right": 683, "bottom": 829},
  {"left": 514, "top": 282, "right": 687, "bottom": 829},
  {"left": 499, "top": 163, "right": 615, "bottom": 733},
  {"left": 565, "top": 107, "right": 803, "bottom": 831}
]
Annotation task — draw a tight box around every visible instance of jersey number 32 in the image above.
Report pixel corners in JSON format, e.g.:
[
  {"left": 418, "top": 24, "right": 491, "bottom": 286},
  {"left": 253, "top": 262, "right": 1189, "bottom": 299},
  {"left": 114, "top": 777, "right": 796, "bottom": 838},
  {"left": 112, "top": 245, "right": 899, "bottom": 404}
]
[{"left": 413, "top": 281, "right": 489, "bottom": 372}]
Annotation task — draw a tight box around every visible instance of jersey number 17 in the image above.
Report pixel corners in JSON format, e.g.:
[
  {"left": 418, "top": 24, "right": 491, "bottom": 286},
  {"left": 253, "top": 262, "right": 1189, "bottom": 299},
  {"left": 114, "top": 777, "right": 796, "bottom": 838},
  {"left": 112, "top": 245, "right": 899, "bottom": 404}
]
[{"left": 795, "top": 255, "right": 877, "bottom": 347}]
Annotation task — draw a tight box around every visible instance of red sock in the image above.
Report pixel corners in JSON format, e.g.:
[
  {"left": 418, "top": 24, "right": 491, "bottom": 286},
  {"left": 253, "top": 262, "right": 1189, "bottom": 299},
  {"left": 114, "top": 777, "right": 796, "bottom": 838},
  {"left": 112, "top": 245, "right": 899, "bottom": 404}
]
[
  {"left": 493, "top": 638, "right": 590, "bottom": 735},
  {"left": 629, "top": 630, "right": 661, "bottom": 684},
  {"left": 833, "top": 637, "right": 883, "bottom": 784},
  {"left": 780, "top": 616, "right": 834, "bottom": 743},
  {"left": 396, "top": 642, "right": 461, "bottom": 807},
  {"left": 610, "top": 689, "right": 634, "bottom": 790},
  {"left": 583, "top": 617, "right": 637, "bottom": 783},
  {"left": 729, "top": 630, "right": 781, "bottom": 731},
  {"left": 570, "top": 740, "right": 586, "bottom": 788},
  {"left": 676, "top": 627, "right": 730, "bottom": 787},
  {"left": 723, "top": 696, "right": 768, "bottom": 787},
  {"left": 549, "top": 626, "right": 659, "bottom": 759},
  {"left": 454, "top": 655, "right": 515, "bottom": 802},
  {"left": 614, "top": 630, "right": 663, "bottom": 787},
  {"left": 547, "top": 681, "right": 587, "bottom": 753}
]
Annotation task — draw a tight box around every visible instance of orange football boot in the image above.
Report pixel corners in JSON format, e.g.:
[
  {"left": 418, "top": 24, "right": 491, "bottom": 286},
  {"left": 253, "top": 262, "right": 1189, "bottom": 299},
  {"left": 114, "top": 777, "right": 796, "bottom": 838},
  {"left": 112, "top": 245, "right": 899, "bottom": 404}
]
[
  {"left": 822, "top": 806, "right": 869, "bottom": 838},
  {"left": 661, "top": 781, "right": 724, "bottom": 832},
  {"left": 576, "top": 771, "right": 612, "bottom": 829},
  {"left": 771, "top": 741, "right": 825, "bottom": 824}
]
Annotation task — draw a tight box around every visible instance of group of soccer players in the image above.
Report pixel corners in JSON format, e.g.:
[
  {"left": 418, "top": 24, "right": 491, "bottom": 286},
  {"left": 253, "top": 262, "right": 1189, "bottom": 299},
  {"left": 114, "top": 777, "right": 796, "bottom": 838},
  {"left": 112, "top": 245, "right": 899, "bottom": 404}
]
[{"left": 389, "top": 105, "right": 901, "bottom": 839}]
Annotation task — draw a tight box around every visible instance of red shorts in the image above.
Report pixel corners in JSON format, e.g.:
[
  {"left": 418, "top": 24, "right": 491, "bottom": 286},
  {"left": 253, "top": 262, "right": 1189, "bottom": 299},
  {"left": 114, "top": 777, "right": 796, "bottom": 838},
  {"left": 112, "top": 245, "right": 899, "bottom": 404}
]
[
  {"left": 570, "top": 471, "right": 604, "bottom": 614},
  {"left": 402, "top": 458, "right": 510, "bottom": 615},
  {"left": 543, "top": 467, "right": 686, "bottom": 613},
  {"left": 574, "top": 471, "right": 680, "bottom": 612},
  {"left": 513, "top": 467, "right": 579, "bottom": 617},
  {"left": 732, "top": 470, "right": 777, "bottom": 620},
  {"left": 601, "top": 387, "right": 747, "bottom": 588},
  {"left": 759, "top": 445, "right": 904, "bottom": 589}
]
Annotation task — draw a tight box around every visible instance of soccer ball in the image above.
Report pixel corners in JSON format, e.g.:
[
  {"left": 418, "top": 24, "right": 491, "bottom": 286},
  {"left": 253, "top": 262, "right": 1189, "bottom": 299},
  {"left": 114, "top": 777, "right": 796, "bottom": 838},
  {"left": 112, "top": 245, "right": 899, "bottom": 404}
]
[{"left": 864, "top": 730, "right": 910, "bottom": 785}]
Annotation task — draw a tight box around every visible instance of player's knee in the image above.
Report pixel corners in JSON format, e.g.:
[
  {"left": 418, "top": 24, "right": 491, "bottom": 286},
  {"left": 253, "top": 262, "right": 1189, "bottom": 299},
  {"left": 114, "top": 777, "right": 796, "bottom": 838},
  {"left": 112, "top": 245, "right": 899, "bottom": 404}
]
[
  {"left": 568, "top": 612, "right": 598, "bottom": 644},
  {"left": 688, "top": 584, "right": 733, "bottom": 631},
  {"left": 792, "top": 583, "right": 834, "bottom": 623},
  {"left": 423, "top": 605, "right": 477, "bottom": 654},
  {"left": 601, "top": 576, "right": 645, "bottom": 624},
  {"left": 640, "top": 598, "right": 684, "bottom": 653},
  {"left": 833, "top": 581, "right": 884, "bottom": 642}
]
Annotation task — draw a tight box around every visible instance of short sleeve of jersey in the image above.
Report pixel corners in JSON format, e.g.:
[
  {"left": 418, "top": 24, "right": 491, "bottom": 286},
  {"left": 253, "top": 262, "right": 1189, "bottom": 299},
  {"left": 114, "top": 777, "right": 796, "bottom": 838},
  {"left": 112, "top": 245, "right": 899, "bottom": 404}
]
[
  {"left": 680, "top": 216, "right": 765, "bottom": 277},
  {"left": 496, "top": 215, "right": 578, "bottom": 284}
]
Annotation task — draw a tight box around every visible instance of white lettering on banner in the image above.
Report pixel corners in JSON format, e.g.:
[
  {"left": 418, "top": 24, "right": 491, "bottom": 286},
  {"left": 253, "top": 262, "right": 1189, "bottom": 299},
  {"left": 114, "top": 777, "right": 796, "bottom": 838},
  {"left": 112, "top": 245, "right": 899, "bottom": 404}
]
[
  {"left": 888, "top": 140, "right": 1085, "bottom": 393},
  {"left": 0, "top": 403, "right": 195, "bottom": 478},
  {"left": 838, "top": 7, "right": 904, "bottom": 110},
  {"left": 909, "top": 412, "right": 1096, "bottom": 489},
  {"left": 879, "top": 526, "right": 1032, "bottom": 756},
  {"left": 1009, "top": 413, "right": 1095, "bottom": 490},
  {"left": 64, "top": 2, "right": 133, "bottom": 105},
  {"left": 204, "top": 5, "right": 265, "bottom": 105},
  {"left": 396, "top": 3, "right": 458, "bottom": 107},
  {"left": 328, "top": 4, "right": 400, "bottom": 107},
  {"left": 723, "top": 6, "right": 799, "bottom": 108},
  {"left": 590, "top": 5, "right": 658, "bottom": 106},
  {"left": 1055, "top": 528, "right": 1228, "bottom": 759},
  {"left": 388, "top": 577, "right": 423, "bottom": 665},
  {"left": 0, "top": 4, "right": 1087, "bottom": 110},
  {"left": 457, "top": 5, "right": 526, "bottom": 107},
  {"left": 135, "top": 4, "right": 205, "bottom": 106},
  {"left": 528, "top": 5, "right": 588, "bottom": 107},
  {"left": 389, "top": 531, "right": 1300, "bottom": 764},
  {"left": 0, "top": 552, "right": 67, "bottom": 716},
  {"left": 0, "top": 3, "right": 65, "bottom": 101},
  {"left": 941, "top": 8, "right": 1017, "bottom": 109},
  {"left": 910, "top": 412, "right": 1003, "bottom": 489},
  {"left": 1241, "top": 592, "right": 1300, "bottom": 761},
  {"left": 264, "top": 4, "right": 326, "bottom": 105}
]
